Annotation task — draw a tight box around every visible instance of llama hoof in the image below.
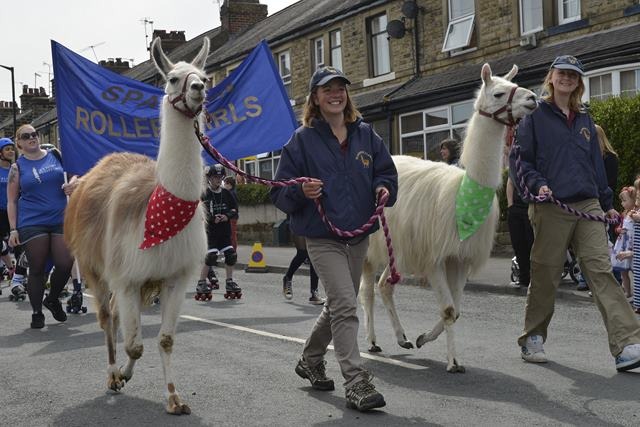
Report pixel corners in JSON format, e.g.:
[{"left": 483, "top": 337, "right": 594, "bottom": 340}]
[
  {"left": 368, "top": 343, "right": 382, "bottom": 353},
  {"left": 107, "top": 375, "right": 126, "bottom": 392},
  {"left": 446, "top": 360, "right": 465, "bottom": 373},
  {"left": 416, "top": 334, "right": 428, "bottom": 348},
  {"left": 166, "top": 394, "right": 191, "bottom": 415},
  {"left": 399, "top": 340, "right": 414, "bottom": 349}
]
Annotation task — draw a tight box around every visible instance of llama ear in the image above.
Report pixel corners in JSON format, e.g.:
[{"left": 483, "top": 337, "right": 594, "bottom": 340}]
[
  {"left": 151, "top": 37, "right": 174, "bottom": 78},
  {"left": 504, "top": 65, "right": 518, "bottom": 81},
  {"left": 191, "top": 38, "right": 210, "bottom": 70},
  {"left": 481, "top": 63, "right": 492, "bottom": 84}
]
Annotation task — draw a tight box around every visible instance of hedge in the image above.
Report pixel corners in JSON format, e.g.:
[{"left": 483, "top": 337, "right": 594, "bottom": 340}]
[{"left": 236, "top": 183, "right": 272, "bottom": 205}]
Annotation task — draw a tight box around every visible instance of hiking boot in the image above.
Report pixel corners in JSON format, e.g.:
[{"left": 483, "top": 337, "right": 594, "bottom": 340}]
[
  {"left": 521, "top": 335, "right": 547, "bottom": 363},
  {"left": 31, "top": 312, "right": 45, "bottom": 329},
  {"left": 308, "top": 290, "right": 325, "bottom": 305},
  {"left": 43, "top": 297, "right": 67, "bottom": 322},
  {"left": 295, "top": 357, "right": 334, "bottom": 391},
  {"left": 282, "top": 276, "right": 293, "bottom": 300},
  {"left": 345, "top": 373, "right": 386, "bottom": 411},
  {"left": 615, "top": 343, "right": 640, "bottom": 372}
]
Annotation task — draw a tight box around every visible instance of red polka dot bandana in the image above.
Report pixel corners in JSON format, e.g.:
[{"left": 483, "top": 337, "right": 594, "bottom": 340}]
[{"left": 139, "top": 185, "right": 199, "bottom": 250}]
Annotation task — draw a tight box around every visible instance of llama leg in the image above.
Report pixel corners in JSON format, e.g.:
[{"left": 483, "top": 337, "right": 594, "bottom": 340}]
[
  {"left": 416, "top": 319, "right": 444, "bottom": 347},
  {"left": 158, "top": 280, "right": 190, "bottom": 415},
  {"left": 377, "top": 268, "right": 413, "bottom": 349},
  {"left": 441, "top": 260, "right": 468, "bottom": 373},
  {"left": 116, "top": 286, "right": 143, "bottom": 383},
  {"left": 359, "top": 261, "right": 381, "bottom": 352}
]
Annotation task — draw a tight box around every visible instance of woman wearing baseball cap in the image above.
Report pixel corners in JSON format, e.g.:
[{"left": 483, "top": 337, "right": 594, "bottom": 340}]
[
  {"left": 271, "top": 66, "right": 397, "bottom": 411},
  {"left": 510, "top": 55, "right": 640, "bottom": 371}
]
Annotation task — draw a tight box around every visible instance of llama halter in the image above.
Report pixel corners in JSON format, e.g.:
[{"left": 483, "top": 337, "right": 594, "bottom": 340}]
[
  {"left": 512, "top": 144, "right": 620, "bottom": 225},
  {"left": 477, "top": 85, "right": 520, "bottom": 127},
  {"left": 140, "top": 185, "right": 199, "bottom": 250},
  {"left": 168, "top": 72, "right": 204, "bottom": 119},
  {"left": 193, "top": 120, "right": 402, "bottom": 285},
  {"left": 456, "top": 174, "right": 495, "bottom": 240}
]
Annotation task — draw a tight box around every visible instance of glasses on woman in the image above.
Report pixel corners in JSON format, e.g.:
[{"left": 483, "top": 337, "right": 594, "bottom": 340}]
[{"left": 19, "top": 131, "right": 38, "bottom": 140}]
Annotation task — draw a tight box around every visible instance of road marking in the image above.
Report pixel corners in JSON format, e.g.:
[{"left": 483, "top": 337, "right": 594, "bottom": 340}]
[{"left": 180, "top": 314, "right": 427, "bottom": 371}]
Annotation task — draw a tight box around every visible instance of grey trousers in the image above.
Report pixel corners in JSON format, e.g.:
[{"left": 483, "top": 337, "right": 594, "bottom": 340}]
[{"left": 303, "top": 236, "right": 369, "bottom": 388}]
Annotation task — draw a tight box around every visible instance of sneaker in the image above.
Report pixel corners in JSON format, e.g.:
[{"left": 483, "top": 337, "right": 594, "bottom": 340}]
[
  {"left": 345, "top": 373, "right": 386, "bottom": 411},
  {"left": 31, "top": 312, "right": 45, "bottom": 329},
  {"left": 308, "top": 290, "right": 325, "bottom": 305},
  {"left": 295, "top": 357, "right": 334, "bottom": 391},
  {"left": 282, "top": 277, "right": 293, "bottom": 300},
  {"left": 43, "top": 297, "right": 67, "bottom": 322},
  {"left": 615, "top": 343, "right": 640, "bottom": 372},
  {"left": 576, "top": 282, "right": 589, "bottom": 291},
  {"left": 521, "top": 335, "right": 547, "bottom": 363}
]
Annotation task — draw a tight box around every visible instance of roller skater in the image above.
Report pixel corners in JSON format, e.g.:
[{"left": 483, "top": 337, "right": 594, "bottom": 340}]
[
  {"left": 66, "top": 278, "right": 87, "bottom": 314},
  {"left": 196, "top": 165, "right": 240, "bottom": 301},
  {"left": 224, "top": 278, "right": 242, "bottom": 299}
]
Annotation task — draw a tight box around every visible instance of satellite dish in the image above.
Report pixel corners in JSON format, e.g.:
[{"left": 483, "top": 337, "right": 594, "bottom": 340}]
[
  {"left": 402, "top": 1, "right": 419, "bottom": 19},
  {"left": 386, "top": 19, "right": 406, "bottom": 39}
]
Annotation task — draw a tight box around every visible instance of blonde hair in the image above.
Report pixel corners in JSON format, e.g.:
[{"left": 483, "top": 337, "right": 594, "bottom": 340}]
[
  {"left": 302, "top": 86, "right": 361, "bottom": 127},
  {"left": 620, "top": 186, "right": 637, "bottom": 214},
  {"left": 15, "top": 123, "right": 35, "bottom": 151},
  {"left": 595, "top": 124, "right": 617, "bottom": 158},
  {"left": 541, "top": 68, "right": 585, "bottom": 112},
  {"left": 635, "top": 177, "right": 640, "bottom": 207}
]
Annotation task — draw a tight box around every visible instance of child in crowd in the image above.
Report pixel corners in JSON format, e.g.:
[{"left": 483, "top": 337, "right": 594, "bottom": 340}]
[{"left": 613, "top": 186, "right": 635, "bottom": 300}]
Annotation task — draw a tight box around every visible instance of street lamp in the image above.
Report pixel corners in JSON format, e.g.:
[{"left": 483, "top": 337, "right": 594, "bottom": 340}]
[
  {"left": 0, "top": 64, "right": 17, "bottom": 136},
  {"left": 42, "top": 61, "right": 52, "bottom": 96}
]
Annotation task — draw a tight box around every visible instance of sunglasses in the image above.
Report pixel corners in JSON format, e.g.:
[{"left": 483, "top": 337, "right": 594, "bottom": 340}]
[{"left": 19, "top": 131, "right": 38, "bottom": 140}]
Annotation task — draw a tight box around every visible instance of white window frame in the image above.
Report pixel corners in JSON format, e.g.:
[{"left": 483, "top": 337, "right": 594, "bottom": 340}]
[
  {"left": 369, "top": 14, "right": 391, "bottom": 77},
  {"left": 399, "top": 100, "right": 474, "bottom": 160},
  {"left": 442, "top": 0, "right": 475, "bottom": 52},
  {"left": 330, "top": 29, "right": 342, "bottom": 71},
  {"left": 243, "top": 151, "right": 282, "bottom": 180},
  {"left": 584, "top": 63, "right": 640, "bottom": 101},
  {"left": 519, "top": 0, "right": 543, "bottom": 35},
  {"left": 277, "top": 50, "right": 292, "bottom": 99},
  {"left": 313, "top": 37, "right": 324, "bottom": 70},
  {"left": 558, "top": 0, "right": 580, "bottom": 25}
]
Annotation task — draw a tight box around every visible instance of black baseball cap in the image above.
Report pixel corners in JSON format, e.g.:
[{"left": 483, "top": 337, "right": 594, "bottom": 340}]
[
  {"left": 550, "top": 55, "right": 585, "bottom": 75},
  {"left": 309, "top": 66, "right": 351, "bottom": 92}
]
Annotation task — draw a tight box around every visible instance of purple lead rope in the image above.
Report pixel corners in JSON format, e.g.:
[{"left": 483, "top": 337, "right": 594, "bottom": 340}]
[
  {"left": 513, "top": 144, "right": 619, "bottom": 225},
  {"left": 194, "top": 123, "right": 401, "bottom": 285}
]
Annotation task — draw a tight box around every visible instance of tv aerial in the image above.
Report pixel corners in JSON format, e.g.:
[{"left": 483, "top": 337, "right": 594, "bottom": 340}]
[
  {"left": 80, "top": 42, "right": 106, "bottom": 61},
  {"left": 140, "top": 17, "right": 155, "bottom": 52}
]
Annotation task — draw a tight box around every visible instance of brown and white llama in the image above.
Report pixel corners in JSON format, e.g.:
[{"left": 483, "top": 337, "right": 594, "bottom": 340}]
[
  {"left": 359, "top": 64, "right": 537, "bottom": 372},
  {"left": 64, "top": 37, "right": 210, "bottom": 414}
]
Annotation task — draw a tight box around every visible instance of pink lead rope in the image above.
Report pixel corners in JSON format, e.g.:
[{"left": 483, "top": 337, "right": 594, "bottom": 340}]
[{"left": 194, "top": 123, "right": 401, "bottom": 285}]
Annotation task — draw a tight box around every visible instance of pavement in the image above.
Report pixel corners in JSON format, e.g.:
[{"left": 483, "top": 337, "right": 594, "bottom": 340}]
[{"left": 234, "top": 243, "right": 593, "bottom": 302}]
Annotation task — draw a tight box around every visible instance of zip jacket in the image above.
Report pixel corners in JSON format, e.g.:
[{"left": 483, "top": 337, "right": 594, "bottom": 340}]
[
  {"left": 510, "top": 100, "right": 612, "bottom": 211},
  {"left": 270, "top": 117, "right": 398, "bottom": 239}
]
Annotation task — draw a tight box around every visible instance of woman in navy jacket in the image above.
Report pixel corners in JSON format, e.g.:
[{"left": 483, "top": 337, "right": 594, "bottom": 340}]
[
  {"left": 271, "top": 66, "right": 397, "bottom": 411},
  {"left": 511, "top": 55, "right": 640, "bottom": 372}
]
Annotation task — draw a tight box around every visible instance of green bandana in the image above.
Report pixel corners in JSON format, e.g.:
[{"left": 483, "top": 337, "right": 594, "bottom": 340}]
[{"left": 455, "top": 173, "right": 495, "bottom": 241}]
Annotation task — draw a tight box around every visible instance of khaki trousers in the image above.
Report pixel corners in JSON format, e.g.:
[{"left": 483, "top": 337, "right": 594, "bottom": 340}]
[
  {"left": 518, "top": 199, "right": 640, "bottom": 356},
  {"left": 303, "top": 236, "right": 369, "bottom": 388}
]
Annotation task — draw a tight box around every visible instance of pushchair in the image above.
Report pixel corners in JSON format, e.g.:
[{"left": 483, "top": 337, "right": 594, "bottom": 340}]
[{"left": 511, "top": 248, "right": 581, "bottom": 285}]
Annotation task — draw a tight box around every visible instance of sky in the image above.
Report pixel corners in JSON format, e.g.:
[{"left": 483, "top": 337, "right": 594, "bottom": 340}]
[{"left": 0, "top": 0, "right": 300, "bottom": 104}]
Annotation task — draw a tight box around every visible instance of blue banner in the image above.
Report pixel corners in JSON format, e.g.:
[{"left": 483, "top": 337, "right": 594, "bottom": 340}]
[{"left": 52, "top": 40, "right": 297, "bottom": 176}]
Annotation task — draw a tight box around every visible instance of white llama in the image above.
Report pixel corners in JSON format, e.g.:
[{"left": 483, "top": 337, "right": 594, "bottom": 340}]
[
  {"left": 359, "top": 64, "right": 537, "bottom": 372},
  {"left": 64, "top": 37, "right": 210, "bottom": 414}
]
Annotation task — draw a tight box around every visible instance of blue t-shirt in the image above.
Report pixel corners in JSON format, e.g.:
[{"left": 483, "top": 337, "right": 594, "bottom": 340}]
[
  {"left": 17, "top": 151, "right": 67, "bottom": 228},
  {"left": 0, "top": 165, "right": 9, "bottom": 211}
]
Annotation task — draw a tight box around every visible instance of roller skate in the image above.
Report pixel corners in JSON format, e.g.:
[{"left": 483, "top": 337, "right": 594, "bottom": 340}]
[
  {"left": 194, "top": 279, "right": 213, "bottom": 301},
  {"left": 66, "top": 280, "right": 87, "bottom": 314},
  {"left": 223, "top": 279, "right": 242, "bottom": 300},
  {"left": 0, "top": 264, "right": 14, "bottom": 282},
  {"left": 207, "top": 268, "right": 219, "bottom": 290},
  {"left": 9, "top": 283, "right": 27, "bottom": 301}
]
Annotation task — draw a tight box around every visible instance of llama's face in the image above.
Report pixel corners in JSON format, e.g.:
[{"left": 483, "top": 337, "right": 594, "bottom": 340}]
[
  {"left": 476, "top": 64, "right": 537, "bottom": 122},
  {"left": 151, "top": 37, "right": 210, "bottom": 113}
]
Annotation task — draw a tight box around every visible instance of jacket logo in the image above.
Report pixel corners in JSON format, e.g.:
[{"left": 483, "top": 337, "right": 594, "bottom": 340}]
[
  {"left": 580, "top": 127, "right": 591, "bottom": 142},
  {"left": 355, "top": 151, "right": 372, "bottom": 168}
]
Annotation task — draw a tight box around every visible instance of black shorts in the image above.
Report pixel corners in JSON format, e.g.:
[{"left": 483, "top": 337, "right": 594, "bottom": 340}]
[
  {"left": 0, "top": 210, "right": 9, "bottom": 239},
  {"left": 206, "top": 230, "right": 233, "bottom": 253}
]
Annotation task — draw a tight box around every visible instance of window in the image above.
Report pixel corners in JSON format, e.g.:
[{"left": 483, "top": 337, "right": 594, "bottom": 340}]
[
  {"left": 520, "top": 0, "right": 543, "bottom": 35},
  {"left": 442, "top": 0, "right": 475, "bottom": 52},
  {"left": 621, "top": 69, "right": 640, "bottom": 98},
  {"left": 330, "top": 30, "right": 342, "bottom": 71},
  {"left": 558, "top": 0, "right": 580, "bottom": 24},
  {"left": 368, "top": 14, "right": 391, "bottom": 77},
  {"left": 589, "top": 74, "right": 613, "bottom": 101},
  {"left": 313, "top": 37, "right": 324, "bottom": 70},
  {"left": 243, "top": 150, "right": 282, "bottom": 180},
  {"left": 399, "top": 101, "right": 474, "bottom": 160},
  {"left": 277, "top": 50, "right": 292, "bottom": 98}
]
